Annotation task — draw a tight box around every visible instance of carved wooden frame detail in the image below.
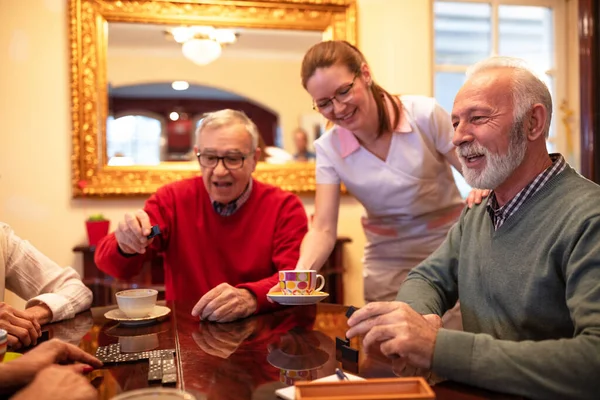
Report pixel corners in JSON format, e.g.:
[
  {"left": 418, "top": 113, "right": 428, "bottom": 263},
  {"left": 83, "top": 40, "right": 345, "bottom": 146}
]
[{"left": 69, "top": 0, "right": 357, "bottom": 197}]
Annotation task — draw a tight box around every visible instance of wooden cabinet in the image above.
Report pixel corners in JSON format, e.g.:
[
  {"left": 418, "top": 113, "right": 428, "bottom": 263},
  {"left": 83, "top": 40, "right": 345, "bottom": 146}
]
[
  {"left": 73, "top": 245, "right": 165, "bottom": 307},
  {"left": 74, "top": 237, "right": 351, "bottom": 307},
  {"left": 319, "top": 237, "right": 351, "bottom": 305}
]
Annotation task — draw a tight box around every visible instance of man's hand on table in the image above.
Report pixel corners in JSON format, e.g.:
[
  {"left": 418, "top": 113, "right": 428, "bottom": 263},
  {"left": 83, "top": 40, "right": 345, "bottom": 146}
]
[
  {"left": 191, "top": 283, "right": 257, "bottom": 322},
  {"left": 192, "top": 318, "right": 258, "bottom": 358},
  {"left": 6, "top": 339, "right": 103, "bottom": 389},
  {"left": 345, "top": 302, "right": 441, "bottom": 369},
  {"left": 0, "top": 302, "right": 41, "bottom": 349},
  {"left": 10, "top": 365, "right": 97, "bottom": 400}
]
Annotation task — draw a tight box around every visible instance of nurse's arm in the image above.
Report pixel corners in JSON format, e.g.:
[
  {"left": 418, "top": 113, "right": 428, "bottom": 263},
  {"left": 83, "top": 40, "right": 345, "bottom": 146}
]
[{"left": 295, "top": 183, "right": 340, "bottom": 271}]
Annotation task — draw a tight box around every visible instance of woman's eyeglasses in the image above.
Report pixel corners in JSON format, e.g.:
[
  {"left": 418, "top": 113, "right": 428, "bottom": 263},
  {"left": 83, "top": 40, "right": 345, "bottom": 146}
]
[{"left": 313, "top": 75, "right": 359, "bottom": 113}]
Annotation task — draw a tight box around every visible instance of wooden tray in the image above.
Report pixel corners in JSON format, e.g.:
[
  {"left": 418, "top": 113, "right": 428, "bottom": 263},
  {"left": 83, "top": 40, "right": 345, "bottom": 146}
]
[{"left": 294, "top": 377, "right": 435, "bottom": 400}]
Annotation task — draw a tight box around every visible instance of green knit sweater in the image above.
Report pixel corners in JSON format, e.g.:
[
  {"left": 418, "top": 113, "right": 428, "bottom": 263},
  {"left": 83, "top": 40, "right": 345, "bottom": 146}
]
[{"left": 397, "top": 165, "right": 600, "bottom": 400}]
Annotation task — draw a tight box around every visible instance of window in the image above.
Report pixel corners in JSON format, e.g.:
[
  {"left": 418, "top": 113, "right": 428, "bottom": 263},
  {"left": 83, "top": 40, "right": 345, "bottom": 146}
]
[
  {"left": 434, "top": 0, "right": 566, "bottom": 196},
  {"left": 107, "top": 114, "right": 163, "bottom": 165}
]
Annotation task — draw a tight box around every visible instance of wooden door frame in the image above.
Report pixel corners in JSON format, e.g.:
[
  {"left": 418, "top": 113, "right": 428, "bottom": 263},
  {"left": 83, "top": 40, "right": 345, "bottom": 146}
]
[{"left": 579, "top": 0, "right": 600, "bottom": 182}]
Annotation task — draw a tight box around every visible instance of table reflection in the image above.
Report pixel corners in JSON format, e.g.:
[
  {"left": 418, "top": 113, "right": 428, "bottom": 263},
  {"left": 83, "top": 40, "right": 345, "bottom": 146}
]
[
  {"left": 177, "top": 303, "right": 322, "bottom": 400},
  {"left": 37, "top": 301, "right": 523, "bottom": 400},
  {"left": 44, "top": 309, "right": 94, "bottom": 346},
  {"left": 192, "top": 319, "right": 258, "bottom": 360},
  {"left": 267, "top": 328, "right": 334, "bottom": 386}
]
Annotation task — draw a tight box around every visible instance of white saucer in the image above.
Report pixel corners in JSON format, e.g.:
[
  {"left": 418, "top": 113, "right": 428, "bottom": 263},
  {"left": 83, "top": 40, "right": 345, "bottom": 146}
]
[
  {"left": 267, "top": 291, "right": 329, "bottom": 306},
  {"left": 112, "top": 388, "right": 198, "bottom": 400},
  {"left": 104, "top": 305, "right": 171, "bottom": 326}
]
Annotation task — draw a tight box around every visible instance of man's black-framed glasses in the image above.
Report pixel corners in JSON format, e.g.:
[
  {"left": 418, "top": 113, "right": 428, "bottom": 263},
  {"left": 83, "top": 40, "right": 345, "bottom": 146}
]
[
  {"left": 313, "top": 74, "right": 359, "bottom": 113},
  {"left": 196, "top": 152, "right": 251, "bottom": 170}
]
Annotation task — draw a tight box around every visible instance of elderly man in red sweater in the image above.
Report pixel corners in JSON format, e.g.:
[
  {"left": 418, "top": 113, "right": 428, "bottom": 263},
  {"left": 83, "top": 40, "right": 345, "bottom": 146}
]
[{"left": 95, "top": 109, "right": 308, "bottom": 322}]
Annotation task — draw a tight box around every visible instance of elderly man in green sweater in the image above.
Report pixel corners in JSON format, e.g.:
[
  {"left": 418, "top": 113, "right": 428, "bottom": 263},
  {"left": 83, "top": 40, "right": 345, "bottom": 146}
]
[{"left": 346, "top": 56, "right": 600, "bottom": 400}]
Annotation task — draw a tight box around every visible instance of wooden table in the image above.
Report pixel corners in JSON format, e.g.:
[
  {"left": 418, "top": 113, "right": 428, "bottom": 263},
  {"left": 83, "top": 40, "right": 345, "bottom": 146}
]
[{"left": 40, "top": 301, "right": 522, "bottom": 400}]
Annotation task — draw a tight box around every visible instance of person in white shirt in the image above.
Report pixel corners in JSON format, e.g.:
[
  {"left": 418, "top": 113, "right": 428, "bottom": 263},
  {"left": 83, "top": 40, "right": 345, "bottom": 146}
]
[
  {"left": 0, "top": 222, "right": 92, "bottom": 349},
  {"left": 291, "top": 40, "right": 488, "bottom": 306}
]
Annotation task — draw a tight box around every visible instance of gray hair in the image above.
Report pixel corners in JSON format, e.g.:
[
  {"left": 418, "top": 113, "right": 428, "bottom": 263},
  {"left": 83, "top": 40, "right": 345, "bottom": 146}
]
[
  {"left": 195, "top": 109, "right": 260, "bottom": 150},
  {"left": 466, "top": 56, "right": 553, "bottom": 139}
]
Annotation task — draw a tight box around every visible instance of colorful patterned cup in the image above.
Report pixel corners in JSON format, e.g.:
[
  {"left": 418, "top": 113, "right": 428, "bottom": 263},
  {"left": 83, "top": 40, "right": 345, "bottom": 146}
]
[
  {"left": 279, "top": 270, "right": 325, "bottom": 295},
  {"left": 0, "top": 329, "right": 7, "bottom": 362},
  {"left": 279, "top": 368, "right": 317, "bottom": 385}
]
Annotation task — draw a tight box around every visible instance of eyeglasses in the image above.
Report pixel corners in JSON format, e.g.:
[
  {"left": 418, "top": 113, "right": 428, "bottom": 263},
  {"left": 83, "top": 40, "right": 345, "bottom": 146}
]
[
  {"left": 313, "top": 74, "right": 359, "bottom": 113},
  {"left": 196, "top": 152, "right": 252, "bottom": 170}
]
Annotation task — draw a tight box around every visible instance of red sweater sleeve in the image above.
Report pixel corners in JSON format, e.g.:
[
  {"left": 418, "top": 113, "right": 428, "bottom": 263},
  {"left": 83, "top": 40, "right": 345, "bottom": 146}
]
[
  {"left": 236, "top": 194, "right": 308, "bottom": 313},
  {"left": 94, "top": 187, "right": 173, "bottom": 280},
  {"left": 94, "top": 233, "right": 146, "bottom": 279}
]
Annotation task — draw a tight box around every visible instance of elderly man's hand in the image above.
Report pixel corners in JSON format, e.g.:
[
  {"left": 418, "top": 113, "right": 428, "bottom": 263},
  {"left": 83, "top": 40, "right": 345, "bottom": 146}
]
[
  {"left": 115, "top": 210, "right": 154, "bottom": 254},
  {"left": 10, "top": 365, "right": 97, "bottom": 400},
  {"left": 7, "top": 339, "right": 103, "bottom": 388},
  {"left": 191, "top": 283, "right": 258, "bottom": 323},
  {"left": 345, "top": 302, "right": 441, "bottom": 370},
  {"left": 0, "top": 302, "right": 41, "bottom": 349},
  {"left": 192, "top": 318, "right": 258, "bottom": 358}
]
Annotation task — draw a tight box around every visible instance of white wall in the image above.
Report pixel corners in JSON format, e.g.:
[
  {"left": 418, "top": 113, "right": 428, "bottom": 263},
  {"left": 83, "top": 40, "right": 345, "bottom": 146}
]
[
  {"left": 358, "top": 0, "right": 433, "bottom": 96},
  {"left": 5, "top": 0, "right": 578, "bottom": 310},
  {"left": 7, "top": 0, "right": 439, "bottom": 308}
]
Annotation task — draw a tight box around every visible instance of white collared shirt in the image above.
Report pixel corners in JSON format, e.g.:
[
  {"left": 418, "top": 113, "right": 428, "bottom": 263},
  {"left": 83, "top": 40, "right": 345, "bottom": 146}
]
[{"left": 0, "top": 223, "right": 92, "bottom": 322}]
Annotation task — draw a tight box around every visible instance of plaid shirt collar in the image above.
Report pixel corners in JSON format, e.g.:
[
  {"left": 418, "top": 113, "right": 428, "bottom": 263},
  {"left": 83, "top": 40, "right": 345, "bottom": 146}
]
[
  {"left": 486, "top": 153, "right": 566, "bottom": 230},
  {"left": 211, "top": 179, "right": 253, "bottom": 216}
]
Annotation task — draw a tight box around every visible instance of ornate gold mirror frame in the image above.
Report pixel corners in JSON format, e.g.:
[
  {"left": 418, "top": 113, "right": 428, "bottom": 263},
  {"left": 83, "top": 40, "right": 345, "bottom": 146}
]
[{"left": 70, "top": 0, "right": 357, "bottom": 197}]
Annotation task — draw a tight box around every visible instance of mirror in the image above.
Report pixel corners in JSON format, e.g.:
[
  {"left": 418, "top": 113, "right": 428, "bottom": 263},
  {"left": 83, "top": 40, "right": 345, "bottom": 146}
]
[
  {"left": 70, "top": 0, "right": 357, "bottom": 197},
  {"left": 107, "top": 23, "right": 325, "bottom": 165}
]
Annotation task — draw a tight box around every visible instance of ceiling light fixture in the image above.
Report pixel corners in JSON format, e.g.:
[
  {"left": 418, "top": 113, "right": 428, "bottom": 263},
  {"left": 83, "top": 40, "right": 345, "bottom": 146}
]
[
  {"left": 181, "top": 38, "right": 222, "bottom": 66},
  {"left": 171, "top": 81, "right": 190, "bottom": 91},
  {"left": 166, "top": 26, "right": 238, "bottom": 66}
]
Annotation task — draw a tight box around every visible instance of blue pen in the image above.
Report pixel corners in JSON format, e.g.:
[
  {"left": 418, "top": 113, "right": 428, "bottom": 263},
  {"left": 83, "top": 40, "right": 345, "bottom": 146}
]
[{"left": 335, "top": 368, "right": 350, "bottom": 381}]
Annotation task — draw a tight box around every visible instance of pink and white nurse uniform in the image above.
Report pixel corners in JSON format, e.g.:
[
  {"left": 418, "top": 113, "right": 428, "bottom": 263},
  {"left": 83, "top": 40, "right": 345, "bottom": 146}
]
[{"left": 314, "top": 95, "right": 464, "bottom": 302}]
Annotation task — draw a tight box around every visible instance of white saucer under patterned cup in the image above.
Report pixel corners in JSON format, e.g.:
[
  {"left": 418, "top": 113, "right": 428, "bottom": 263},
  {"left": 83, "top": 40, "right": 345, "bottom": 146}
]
[
  {"left": 267, "top": 291, "right": 329, "bottom": 305},
  {"left": 105, "top": 305, "right": 171, "bottom": 326}
]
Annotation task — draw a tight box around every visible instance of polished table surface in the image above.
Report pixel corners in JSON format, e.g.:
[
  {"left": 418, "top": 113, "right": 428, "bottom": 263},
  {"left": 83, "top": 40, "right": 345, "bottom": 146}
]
[{"left": 43, "top": 301, "right": 522, "bottom": 399}]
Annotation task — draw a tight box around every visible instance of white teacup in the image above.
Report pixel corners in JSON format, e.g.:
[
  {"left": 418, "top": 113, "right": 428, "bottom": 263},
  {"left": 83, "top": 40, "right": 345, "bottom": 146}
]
[{"left": 115, "top": 288, "right": 158, "bottom": 318}]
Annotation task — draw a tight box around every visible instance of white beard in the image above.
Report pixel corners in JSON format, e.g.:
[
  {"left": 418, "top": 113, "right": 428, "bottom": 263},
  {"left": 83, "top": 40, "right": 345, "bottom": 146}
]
[{"left": 457, "top": 121, "right": 527, "bottom": 190}]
